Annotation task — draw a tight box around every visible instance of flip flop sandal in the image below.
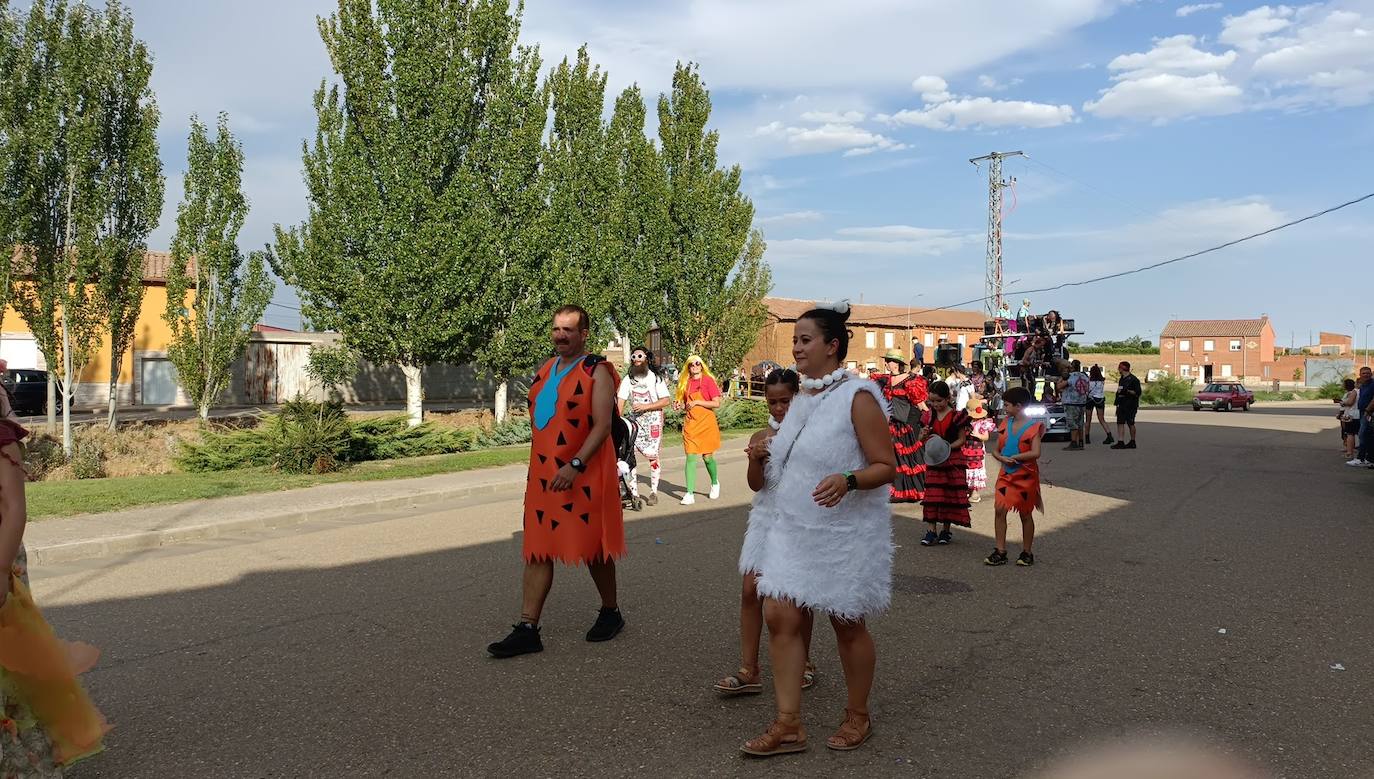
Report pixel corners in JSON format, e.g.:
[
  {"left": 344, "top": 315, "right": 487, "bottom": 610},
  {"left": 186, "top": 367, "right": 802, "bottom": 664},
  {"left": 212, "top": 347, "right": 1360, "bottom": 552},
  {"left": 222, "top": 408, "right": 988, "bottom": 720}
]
[
  {"left": 714, "top": 672, "right": 763, "bottom": 696},
  {"left": 740, "top": 720, "right": 808, "bottom": 757},
  {"left": 825, "top": 709, "right": 873, "bottom": 752},
  {"left": 802, "top": 664, "right": 817, "bottom": 690}
]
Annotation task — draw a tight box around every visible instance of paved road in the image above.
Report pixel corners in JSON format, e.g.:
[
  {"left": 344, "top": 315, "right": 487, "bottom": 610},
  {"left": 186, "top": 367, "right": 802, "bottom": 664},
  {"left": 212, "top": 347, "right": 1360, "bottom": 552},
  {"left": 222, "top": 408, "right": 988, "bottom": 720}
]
[{"left": 32, "top": 403, "right": 1374, "bottom": 778}]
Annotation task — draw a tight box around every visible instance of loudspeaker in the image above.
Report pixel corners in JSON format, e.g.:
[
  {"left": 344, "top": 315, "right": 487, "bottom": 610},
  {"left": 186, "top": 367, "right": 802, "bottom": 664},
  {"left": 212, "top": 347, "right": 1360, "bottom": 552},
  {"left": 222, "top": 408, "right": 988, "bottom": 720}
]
[
  {"left": 1063, "top": 318, "right": 1075, "bottom": 332},
  {"left": 984, "top": 320, "right": 998, "bottom": 336},
  {"left": 935, "top": 343, "right": 960, "bottom": 368}
]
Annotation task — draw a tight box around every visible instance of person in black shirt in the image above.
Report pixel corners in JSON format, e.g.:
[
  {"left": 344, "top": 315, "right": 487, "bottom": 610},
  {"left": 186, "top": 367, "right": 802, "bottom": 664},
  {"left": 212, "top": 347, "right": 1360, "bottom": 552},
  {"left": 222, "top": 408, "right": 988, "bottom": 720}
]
[{"left": 1111, "top": 361, "right": 1143, "bottom": 449}]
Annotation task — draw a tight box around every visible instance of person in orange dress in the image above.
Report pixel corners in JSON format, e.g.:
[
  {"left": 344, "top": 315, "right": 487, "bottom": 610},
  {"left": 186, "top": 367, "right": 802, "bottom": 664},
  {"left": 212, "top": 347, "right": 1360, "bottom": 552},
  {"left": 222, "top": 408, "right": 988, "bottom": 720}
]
[
  {"left": 675, "top": 355, "right": 723, "bottom": 505},
  {"left": 487, "top": 305, "right": 627, "bottom": 658},
  {"left": 985, "top": 386, "right": 1044, "bottom": 568},
  {"left": 0, "top": 389, "right": 109, "bottom": 775}
]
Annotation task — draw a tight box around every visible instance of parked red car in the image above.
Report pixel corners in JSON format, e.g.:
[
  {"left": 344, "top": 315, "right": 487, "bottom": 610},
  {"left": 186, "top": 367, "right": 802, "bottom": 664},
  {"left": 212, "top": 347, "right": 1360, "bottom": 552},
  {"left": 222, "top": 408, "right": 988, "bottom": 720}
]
[{"left": 1192, "top": 382, "right": 1254, "bottom": 412}]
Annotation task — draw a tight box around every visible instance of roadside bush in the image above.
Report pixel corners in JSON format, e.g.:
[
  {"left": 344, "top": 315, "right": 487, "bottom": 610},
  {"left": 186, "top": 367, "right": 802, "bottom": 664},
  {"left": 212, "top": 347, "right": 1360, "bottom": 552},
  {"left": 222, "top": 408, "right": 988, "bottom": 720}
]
[
  {"left": 477, "top": 418, "right": 532, "bottom": 448},
  {"left": 1141, "top": 375, "right": 1195, "bottom": 406},
  {"left": 717, "top": 399, "right": 769, "bottom": 430},
  {"left": 270, "top": 398, "right": 352, "bottom": 474},
  {"left": 1317, "top": 380, "right": 1345, "bottom": 400},
  {"left": 69, "top": 437, "right": 107, "bottom": 480},
  {"left": 178, "top": 425, "right": 276, "bottom": 472},
  {"left": 351, "top": 415, "right": 479, "bottom": 460},
  {"left": 24, "top": 435, "right": 66, "bottom": 480}
]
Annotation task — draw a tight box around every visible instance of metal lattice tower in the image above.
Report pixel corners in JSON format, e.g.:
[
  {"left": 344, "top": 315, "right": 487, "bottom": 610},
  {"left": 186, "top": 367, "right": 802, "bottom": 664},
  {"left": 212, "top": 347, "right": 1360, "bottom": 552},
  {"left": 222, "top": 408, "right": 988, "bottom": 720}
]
[{"left": 970, "top": 151, "right": 1024, "bottom": 318}]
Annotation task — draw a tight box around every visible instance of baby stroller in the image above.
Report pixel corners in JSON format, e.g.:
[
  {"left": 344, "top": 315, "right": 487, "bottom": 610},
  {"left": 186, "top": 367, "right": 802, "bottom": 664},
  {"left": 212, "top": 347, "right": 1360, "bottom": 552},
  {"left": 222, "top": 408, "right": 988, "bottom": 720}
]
[{"left": 611, "top": 415, "right": 642, "bottom": 511}]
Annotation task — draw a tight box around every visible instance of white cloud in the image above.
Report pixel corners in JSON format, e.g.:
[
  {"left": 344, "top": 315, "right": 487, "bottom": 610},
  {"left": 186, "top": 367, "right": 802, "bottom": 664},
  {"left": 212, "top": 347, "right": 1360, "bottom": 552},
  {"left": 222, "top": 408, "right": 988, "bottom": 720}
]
[
  {"left": 1218, "top": 5, "right": 1295, "bottom": 51},
  {"left": 885, "top": 96, "right": 1076, "bottom": 130},
  {"left": 1176, "top": 3, "right": 1223, "bottom": 17},
  {"left": 1084, "top": 72, "right": 1244, "bottom": 120},
  {"left": 757, "top": 210, "right": 825, "bottom": 226},
  {"left": 837, "top": 225, "right": 963, "bottom": 240},
  {"left": 1251, "top": 10, "right": 1374, "bottom": 78},
  {"left": 977, "top": 74, "right": 1024, "bottom": 91},
  {"left": 911, "top": 75, "right": 952, "bottom": 103},
  {"left": 1107, "top": 34, "right": 1237, "bottom": 77},
  {"left": 754, "top": 121, "right": 906, "bottom": 156},
  {"left": 799, "top": 110, "right": 866, "bottom": 123}
]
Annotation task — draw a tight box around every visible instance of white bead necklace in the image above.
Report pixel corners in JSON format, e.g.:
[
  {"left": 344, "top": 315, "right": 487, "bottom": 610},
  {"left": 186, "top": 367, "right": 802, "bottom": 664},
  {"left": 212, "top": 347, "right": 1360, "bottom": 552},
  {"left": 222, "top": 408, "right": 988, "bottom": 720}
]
[
  {"left": 768, "top": 417, "right": 782, "bottom": 431},
  {"left": 799, "top": 367, "right": 848, "bottom": 391}
]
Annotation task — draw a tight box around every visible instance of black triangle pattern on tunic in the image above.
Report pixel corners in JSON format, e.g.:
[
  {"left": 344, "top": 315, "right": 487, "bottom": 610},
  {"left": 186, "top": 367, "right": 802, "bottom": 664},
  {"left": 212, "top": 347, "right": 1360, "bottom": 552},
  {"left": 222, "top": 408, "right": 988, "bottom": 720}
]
[
  {"left": 562, "top": 503, "right": 574, "bottom": 513},
  {"left": 557, "top": 432, "right": 567, "bottom": 446},
  {"left": 555, "top": 457, "right": 566, "bottom": 468},
  {"left": 566, "top": 401, "right": 578, "bottom": 411},
  {"left": 535, "top": 509, "right": 544, "bottom": 524},
  {"left": 1020, "top": 491, "right": 1029, "bottom": 500},
  {"left": 539, "top": 478, "right": 548, "bottom": 491},
  {"left": 537, "top": 454, "right": 547, "bottom": 464},
  {"left": 574, "top": 383, "right": 584, "bottom": 396},
  {"left": 582, "top": 486, "right": 592, "bottom": 500},
  {"left": 551, "top": 520, "right": 559, "bottom": 530},
  {"left": 569, "top": 418, "right": 580, "bottom": 429},
  {"left": 998, "top": 486, "right": 1007, "bottom": 495},
  {"left": 580, "top": 512, "right": 590, "bottom": 524}
]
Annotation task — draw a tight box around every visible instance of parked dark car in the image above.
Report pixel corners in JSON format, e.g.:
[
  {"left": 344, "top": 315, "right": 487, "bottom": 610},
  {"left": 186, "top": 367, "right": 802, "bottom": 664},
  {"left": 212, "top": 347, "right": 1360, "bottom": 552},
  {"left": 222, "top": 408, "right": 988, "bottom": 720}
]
[
  {"left": 1192, "top": 382, "right": 1254, "bottom": 412},
  {"left": 3, "top": 369, "right": 61, "bottom": 416}
]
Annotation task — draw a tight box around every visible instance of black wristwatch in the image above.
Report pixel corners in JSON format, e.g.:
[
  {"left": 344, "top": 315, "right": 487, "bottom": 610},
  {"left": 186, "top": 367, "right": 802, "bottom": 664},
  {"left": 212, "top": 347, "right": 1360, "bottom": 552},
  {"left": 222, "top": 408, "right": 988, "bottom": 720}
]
[
  {"left": 844, "top": 471, "right": 859, "bottom": 492},
  {"left": 570, "top": 457, "right": 587, "bottom": 473}
]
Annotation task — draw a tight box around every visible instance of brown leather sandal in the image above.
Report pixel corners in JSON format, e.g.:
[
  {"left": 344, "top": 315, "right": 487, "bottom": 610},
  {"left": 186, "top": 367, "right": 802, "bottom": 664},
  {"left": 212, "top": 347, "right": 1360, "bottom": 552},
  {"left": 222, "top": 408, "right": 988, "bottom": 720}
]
[
  {"left": 802, "top": 662, "right": 817, "bottom": 690},
  {"left": 714, "top": 667, "right": 763, "bottom": 696},
  {"left": 740, "top": 718, "right": 808, "bottom": 757},
  {"left": 825, "top": 708, "right": 872, "bottom": 751}
]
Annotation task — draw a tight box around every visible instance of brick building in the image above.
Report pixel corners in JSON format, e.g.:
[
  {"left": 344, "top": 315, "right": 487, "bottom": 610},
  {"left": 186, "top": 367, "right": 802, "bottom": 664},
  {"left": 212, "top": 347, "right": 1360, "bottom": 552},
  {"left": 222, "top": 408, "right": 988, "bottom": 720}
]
[
  {"left": 743, "top": 297, "right": 986, "bottom": 373},
  {"left": 1160, "top": 317, "right": 1277, "bottom": 384}
]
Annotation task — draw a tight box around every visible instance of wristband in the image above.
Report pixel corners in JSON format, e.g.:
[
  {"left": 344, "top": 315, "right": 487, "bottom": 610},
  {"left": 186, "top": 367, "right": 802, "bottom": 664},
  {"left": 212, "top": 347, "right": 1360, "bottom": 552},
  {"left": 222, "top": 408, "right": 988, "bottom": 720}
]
[{"left": 844, "top": 471, "right": 858, "bottom": 492}]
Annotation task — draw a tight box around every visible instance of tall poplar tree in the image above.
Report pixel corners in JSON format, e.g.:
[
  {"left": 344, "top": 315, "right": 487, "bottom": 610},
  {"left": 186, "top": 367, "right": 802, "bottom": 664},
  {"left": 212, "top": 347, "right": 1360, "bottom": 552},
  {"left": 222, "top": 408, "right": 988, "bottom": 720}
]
[
  {"left": 0, "top": 0, "right": 144, "bottom": 452},
  {"left": 164, "top": 114, "right": 273, "bottom": 422},
  {"left": 655, "top": 62, "right": 764, "bottom": 371},
  {"left": 274, "top": 0, "right": 545, "bottom": 426}
]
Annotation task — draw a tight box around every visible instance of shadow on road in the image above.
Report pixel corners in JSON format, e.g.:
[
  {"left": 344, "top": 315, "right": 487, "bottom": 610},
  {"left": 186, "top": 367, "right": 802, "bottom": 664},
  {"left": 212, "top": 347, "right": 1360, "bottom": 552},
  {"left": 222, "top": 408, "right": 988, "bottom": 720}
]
[{"left": 38, "top": 409, "right": 1372, "bottom": 778}]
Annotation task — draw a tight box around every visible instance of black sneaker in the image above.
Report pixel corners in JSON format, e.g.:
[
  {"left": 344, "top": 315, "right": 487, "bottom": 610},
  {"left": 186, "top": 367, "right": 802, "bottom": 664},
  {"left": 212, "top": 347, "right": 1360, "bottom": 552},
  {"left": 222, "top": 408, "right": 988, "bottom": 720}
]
[
  {"left": 937, "top": 530, "right": 953, "bottom": 545},
  {"left": 1016, "top": 552, "right": 1035, "bottom": 567},
  {"left": 1126, "top": 441, "right": 1137, "bottom": 449},
  {"left": 586, "top": 607, "right": 625, "bottom": 642},
  {"left": 920, "top": 531, "right": 938, "bottom": 546},
  {"left": 1103, "top": 435, "right": 1115, "bottom": 445},
  {"left": 488, "top": 623, "right": 543, "bottom": 658},
  {"left": 1110, "top": 442, "right": 1127, "bottom": 450},
  {"left": 1084, "top": 435, "right": 1091, "bottom": 445},
  {"left": 984, "top": 549, "right": 1008, "bottom": 566}
]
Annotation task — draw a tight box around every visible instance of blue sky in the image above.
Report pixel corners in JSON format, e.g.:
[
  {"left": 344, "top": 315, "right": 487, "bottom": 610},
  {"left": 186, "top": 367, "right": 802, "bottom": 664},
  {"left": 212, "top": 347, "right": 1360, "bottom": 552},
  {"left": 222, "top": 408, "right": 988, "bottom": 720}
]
[{"left": 126, "top": 0, "right": 1374, "bottom": 345}]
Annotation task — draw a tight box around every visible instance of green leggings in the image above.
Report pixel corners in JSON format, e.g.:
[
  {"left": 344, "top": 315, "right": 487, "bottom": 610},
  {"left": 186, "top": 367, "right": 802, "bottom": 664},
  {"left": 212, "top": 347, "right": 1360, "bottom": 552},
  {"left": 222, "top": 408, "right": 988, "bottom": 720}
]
[{"left": 685, "top": 453, "right": 718, "bottom": 493}]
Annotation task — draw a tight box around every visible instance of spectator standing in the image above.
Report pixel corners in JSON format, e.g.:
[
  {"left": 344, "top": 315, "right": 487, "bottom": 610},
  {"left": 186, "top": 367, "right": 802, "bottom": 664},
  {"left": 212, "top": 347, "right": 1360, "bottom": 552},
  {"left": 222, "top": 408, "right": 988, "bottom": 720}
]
[
  {"left": 1348, "top": 366, "right": 1374, "bottom": 467},
  {"left": 1058, "top": 360, "right": 1089, "bottom": 451},
  {"left": 970, "top": 360, "right": 987, "bottom": 395},
  {"left": 1086, "top": 365, "right": 1113, "bottom": 445},
  {"left": 1111, "top": 361, "right": 1143, "bottom": 450},
  {"left": 1338, "top": 378, "right": 1360, "bottom": 461},
  {"left": 949, "top": 365, "right": 974, "bottom": 411}
]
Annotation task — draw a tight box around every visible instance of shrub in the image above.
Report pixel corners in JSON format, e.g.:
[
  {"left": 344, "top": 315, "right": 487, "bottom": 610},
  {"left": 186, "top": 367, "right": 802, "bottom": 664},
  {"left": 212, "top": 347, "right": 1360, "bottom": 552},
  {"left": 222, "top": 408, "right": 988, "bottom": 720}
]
[
  {"left": 24, "top": 435, "right": 66, "bottom": 480},
  {"left": 1141, "top": 375, "right": 1195, "bottom": 406},
  {"left": 69, "top": 437, "right": 107, "bottom": 480},
  {"left": 269, "top": 398, "right": 352, "bottom": 474},
  {"left": 1317, "top": 380, "right": 1345, "bottom": 400},
  {"left": 476, "top": 418, "right": 532, "bottom": 448},
  {"left": 177, "top": 425, "right": 276, "bottom": 472},
  {"left": 351, "top": 415, "right": 479, "bottom": 460},
  {"left": 717, "top": 399, "right": 769, "bottom": 430}
]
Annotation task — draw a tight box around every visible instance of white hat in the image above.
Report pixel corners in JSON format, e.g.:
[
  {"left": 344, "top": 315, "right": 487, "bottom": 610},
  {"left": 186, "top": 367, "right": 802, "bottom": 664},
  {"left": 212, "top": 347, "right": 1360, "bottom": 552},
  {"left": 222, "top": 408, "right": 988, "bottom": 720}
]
[{"left": 920, "top": 436, "right": 950, "bottom": 466}]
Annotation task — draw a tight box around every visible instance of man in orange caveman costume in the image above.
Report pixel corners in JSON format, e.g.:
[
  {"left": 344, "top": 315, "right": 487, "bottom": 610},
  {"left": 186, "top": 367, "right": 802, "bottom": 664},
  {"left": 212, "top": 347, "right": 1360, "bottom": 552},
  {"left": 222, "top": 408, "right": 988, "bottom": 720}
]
[{"left": 488, "top": 305, "right": 627, "bottom": 658}]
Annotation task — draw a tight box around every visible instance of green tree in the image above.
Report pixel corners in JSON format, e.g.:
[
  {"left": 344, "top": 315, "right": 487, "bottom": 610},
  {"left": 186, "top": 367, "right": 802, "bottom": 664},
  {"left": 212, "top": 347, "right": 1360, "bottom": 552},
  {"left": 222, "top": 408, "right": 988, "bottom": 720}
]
[
  {"left": 164, "top": 114, "right": 274, "bottom": 422},
  {"left": 0, "top": 0, "right": 133, "bottom": 453},
  {"left": 275, "top": 0, "right": 544, "bottom": 426},
  {"left": 85, "top": 0, "right": 163, "bottom": 428},
  {"left": 654, "top": 62, "right": 760, "bottom": 371},
  {"left": 605, "top": 83, "right": 669, "bottom": 364},
  {"left": 701, "top": 230, "right": 771, "bottom": 372}
]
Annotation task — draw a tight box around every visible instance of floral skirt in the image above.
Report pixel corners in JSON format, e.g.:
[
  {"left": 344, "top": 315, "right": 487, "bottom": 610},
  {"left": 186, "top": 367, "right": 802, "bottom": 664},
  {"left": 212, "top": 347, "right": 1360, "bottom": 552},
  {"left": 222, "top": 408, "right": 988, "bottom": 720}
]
[
  {"left": 890, "top": 420, "right": 925, "bottom": 503},
  {"left": 963, "top": 444, "right": 987, "bottom": 491}
]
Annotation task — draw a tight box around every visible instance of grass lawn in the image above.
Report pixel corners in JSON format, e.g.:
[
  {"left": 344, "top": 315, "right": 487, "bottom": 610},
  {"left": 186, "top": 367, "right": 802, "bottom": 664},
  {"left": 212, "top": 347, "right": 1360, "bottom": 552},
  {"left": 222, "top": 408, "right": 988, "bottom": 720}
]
[{"left": 28, "top": 429, "right": 750, "bottom": 520}]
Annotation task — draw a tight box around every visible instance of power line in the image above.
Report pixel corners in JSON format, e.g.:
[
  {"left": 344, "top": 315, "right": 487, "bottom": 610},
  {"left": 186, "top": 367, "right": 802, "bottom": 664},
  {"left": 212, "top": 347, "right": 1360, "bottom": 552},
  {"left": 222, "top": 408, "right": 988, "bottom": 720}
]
[{"left": 863, "top": 191, "right": 1374, "bottom": 324}]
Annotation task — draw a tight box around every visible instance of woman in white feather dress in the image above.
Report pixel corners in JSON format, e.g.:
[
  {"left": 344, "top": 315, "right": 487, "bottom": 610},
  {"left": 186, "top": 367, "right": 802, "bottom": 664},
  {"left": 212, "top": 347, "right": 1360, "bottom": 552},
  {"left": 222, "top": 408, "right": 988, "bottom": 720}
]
[{"left": 739, "top": 302, "right": 895, "bottom": 758}]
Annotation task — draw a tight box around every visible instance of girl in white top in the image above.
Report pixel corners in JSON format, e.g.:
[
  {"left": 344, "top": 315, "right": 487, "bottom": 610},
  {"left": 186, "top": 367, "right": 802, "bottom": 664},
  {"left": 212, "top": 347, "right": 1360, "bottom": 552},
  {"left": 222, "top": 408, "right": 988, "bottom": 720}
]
[
  {"left": 740, "top": 302, "right": 895, "bottom": 758},
  {"left": 1087, "top": 364, "right": 1113, "bottom": 445}
]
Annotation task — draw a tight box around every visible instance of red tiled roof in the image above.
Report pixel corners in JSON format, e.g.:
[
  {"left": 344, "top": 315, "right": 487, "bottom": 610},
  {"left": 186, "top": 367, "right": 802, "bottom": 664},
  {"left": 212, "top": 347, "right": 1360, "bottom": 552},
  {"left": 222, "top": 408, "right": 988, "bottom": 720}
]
[
  {"left": 9, "top": 247, "right": 191, "bottom": 283},
  {"left": 765, "top": 297, "right": 985, "bottom": 330},
  {"left": 1161, "top": 318, "right": 1270, "bottom": 338}
]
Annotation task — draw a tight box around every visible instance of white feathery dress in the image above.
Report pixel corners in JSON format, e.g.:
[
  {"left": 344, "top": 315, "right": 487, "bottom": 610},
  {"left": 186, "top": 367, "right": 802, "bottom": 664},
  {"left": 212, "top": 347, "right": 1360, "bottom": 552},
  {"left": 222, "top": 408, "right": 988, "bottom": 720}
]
[{"left": 739, "top": 378, "right": 893, "bottom": 621}]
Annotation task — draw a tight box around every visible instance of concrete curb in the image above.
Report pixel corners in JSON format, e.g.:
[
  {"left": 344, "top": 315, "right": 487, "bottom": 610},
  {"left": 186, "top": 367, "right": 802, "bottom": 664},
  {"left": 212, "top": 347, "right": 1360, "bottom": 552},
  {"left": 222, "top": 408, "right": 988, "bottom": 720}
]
[
  {"left": 28, "top": 445, "right": 751, "bottom": 565},
  {"left": 28, "top": 479, "right": 527, "bottom": 565}
]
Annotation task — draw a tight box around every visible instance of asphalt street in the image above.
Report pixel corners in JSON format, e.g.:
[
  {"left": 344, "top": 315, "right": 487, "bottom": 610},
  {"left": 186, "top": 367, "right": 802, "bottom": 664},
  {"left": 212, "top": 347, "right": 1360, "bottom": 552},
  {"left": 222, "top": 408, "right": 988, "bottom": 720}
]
[{"left": 30, "top": 403, "right": 1374, "bottom": 778}]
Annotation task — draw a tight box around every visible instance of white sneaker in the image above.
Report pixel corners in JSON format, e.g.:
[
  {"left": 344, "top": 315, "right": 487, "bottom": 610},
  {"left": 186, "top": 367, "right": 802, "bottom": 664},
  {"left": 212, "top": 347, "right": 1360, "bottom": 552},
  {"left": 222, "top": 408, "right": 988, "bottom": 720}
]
[
  {"left": 680, "top": 493, "right": 696, "bottom": 505},
  {"left": 708, "top": 483, "right": 721, "bottom": 500},
  {"left": 1345, "top": 459, "right": 1368, "bottom": 467}
]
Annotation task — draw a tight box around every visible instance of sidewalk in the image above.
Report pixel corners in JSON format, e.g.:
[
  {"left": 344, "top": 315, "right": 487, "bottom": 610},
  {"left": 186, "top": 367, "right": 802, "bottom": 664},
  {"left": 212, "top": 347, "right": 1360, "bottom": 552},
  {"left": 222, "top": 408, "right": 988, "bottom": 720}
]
[{"left": 25, "top": 446, "right": 749, "bottom": 565}]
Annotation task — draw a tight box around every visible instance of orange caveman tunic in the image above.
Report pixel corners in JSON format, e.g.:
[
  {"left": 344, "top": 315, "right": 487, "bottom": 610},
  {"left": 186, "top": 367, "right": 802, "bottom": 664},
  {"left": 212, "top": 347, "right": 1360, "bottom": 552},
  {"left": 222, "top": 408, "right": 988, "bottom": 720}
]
[{"left": 522, "top": 355, "right": 626, "bottom": 565}]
